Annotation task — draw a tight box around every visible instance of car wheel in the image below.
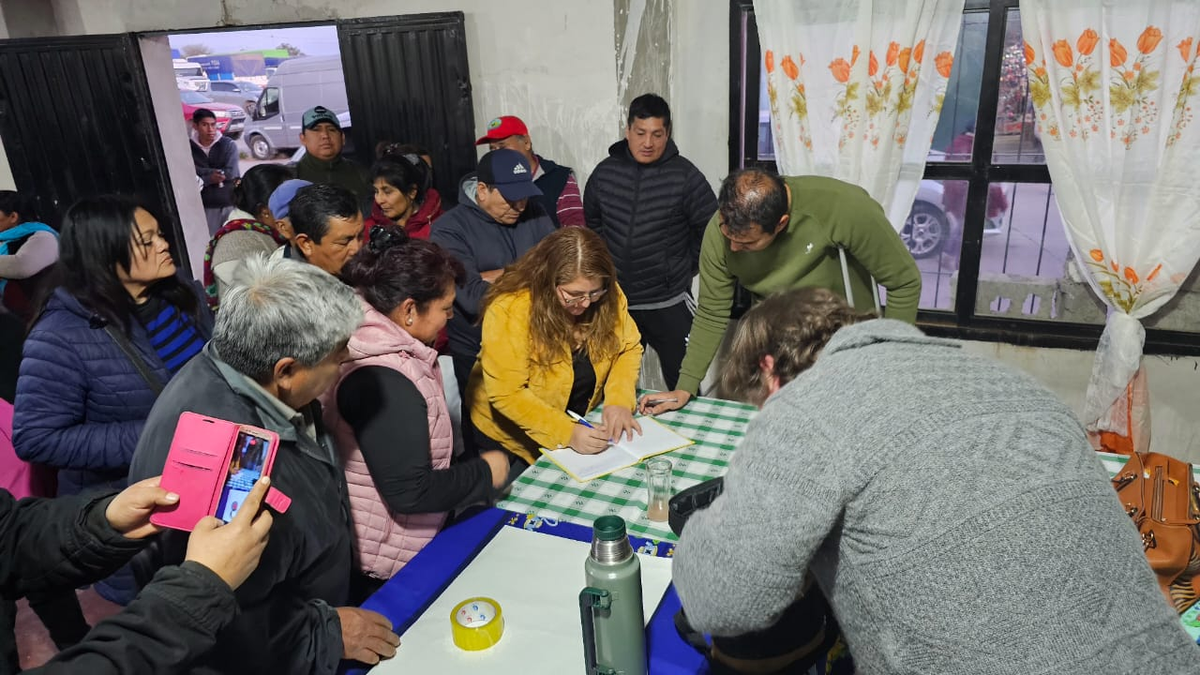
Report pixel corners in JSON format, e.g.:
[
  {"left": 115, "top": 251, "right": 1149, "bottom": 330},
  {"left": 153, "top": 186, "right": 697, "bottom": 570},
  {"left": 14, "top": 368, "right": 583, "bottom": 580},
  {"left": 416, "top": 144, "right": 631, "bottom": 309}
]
[
  {"left": 901, "top": 201, "right": 949, "bottom": 259},
  {"left": 248, "top": 134, "right": 274, "bottom": 160}
]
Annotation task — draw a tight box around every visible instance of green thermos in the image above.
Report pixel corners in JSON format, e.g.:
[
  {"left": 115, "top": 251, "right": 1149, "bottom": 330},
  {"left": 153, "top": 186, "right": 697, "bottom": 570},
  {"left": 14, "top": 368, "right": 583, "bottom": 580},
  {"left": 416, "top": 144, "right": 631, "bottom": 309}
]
[{"left": 579, "top": 515, "right": 647, "bottom": 675}]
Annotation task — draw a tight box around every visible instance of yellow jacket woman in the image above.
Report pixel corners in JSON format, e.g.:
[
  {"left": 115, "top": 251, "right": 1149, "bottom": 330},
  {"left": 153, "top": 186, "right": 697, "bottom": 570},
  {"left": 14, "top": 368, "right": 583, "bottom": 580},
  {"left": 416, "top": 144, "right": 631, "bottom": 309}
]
[{"left": 468, "top": 227, "right": 643, "bottom": 467}]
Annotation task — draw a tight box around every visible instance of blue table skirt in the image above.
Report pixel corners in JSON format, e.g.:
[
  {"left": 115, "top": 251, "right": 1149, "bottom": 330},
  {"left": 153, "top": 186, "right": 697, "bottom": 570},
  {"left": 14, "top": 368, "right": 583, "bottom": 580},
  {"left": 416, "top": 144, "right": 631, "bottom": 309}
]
[{"left": 343, "top": 507, "right": 708, "bottom": 675}]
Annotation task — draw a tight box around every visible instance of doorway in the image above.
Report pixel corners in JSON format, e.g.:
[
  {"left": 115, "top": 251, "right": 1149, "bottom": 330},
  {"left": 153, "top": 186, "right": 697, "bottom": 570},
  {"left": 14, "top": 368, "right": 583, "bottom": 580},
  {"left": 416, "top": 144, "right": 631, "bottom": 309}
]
[{"left": 0, "top": 12, "right": 475, "bottom": 278}]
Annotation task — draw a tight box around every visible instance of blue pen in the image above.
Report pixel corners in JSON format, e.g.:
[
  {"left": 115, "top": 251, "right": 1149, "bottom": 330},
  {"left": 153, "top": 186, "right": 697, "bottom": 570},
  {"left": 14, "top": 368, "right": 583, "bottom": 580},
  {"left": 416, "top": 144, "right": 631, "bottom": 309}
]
[{"left": 566, "top": 410, "right": 595, "bottom": 429}]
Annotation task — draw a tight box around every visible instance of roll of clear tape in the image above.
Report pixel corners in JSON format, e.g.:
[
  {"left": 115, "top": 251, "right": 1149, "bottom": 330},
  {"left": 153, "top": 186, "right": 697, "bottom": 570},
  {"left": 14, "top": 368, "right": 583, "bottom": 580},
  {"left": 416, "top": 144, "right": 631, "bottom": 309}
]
[{"left": 450, "top": 597, "right": 504, "bottom": 651}]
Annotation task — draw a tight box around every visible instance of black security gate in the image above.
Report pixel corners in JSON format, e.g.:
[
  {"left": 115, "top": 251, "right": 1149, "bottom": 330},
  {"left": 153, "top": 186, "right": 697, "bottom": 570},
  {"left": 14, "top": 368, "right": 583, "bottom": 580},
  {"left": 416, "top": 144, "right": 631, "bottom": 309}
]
[
  {"left": 337, "top": 12, "right": 476, "bottom": 207},
  {"left": 0, "top": 34, "right": 186, "bottom": 273}
]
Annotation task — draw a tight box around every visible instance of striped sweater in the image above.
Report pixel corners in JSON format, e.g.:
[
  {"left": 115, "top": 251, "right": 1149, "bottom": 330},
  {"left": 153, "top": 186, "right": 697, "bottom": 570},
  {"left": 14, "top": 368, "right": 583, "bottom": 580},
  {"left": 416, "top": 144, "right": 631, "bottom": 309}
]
[{"left": 133, "top": 297, "right": 205, "bottom": 374}]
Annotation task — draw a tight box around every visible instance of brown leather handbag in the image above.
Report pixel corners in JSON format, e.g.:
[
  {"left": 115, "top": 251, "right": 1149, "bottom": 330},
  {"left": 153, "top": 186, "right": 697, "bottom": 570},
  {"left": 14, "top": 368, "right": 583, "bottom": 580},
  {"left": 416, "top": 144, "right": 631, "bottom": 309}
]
[{"left": 1111, "top": 452, "right": 1200, "bottom": 613}]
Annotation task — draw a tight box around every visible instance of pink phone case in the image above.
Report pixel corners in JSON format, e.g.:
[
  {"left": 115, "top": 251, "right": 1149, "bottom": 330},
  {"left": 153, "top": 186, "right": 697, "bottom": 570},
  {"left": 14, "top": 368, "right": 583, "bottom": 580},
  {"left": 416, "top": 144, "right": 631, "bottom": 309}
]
[{"left": 150, "top": 412, "right": 286, "bottom": 532}]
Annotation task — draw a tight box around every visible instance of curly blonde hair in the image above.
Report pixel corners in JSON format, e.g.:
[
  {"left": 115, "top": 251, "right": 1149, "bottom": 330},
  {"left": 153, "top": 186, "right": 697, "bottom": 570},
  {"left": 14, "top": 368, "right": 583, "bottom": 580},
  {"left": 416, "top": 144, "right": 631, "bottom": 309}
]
[
  {"left": 718, "top": 287, "right": 875, "bottom": 407},
  {"left": 481, "top": 228, "right": 621, "bottom": 368}
]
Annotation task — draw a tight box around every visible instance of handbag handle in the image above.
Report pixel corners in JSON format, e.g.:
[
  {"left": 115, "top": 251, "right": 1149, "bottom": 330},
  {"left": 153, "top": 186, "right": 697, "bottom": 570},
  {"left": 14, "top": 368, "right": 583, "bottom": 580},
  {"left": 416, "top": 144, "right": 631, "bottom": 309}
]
[{"left": 102, "top": 324, "right": 164, "bottom": 397}]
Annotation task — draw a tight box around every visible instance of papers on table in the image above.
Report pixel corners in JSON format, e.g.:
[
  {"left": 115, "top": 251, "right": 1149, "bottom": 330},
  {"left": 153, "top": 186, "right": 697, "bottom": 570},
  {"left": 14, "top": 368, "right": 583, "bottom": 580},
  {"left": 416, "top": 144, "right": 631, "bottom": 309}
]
[
  {"left": 368, "top": 526, "right": 673, "bottom": 675},
  {"left": 541, "top": 416, "right": 694, "bottom": 482}
]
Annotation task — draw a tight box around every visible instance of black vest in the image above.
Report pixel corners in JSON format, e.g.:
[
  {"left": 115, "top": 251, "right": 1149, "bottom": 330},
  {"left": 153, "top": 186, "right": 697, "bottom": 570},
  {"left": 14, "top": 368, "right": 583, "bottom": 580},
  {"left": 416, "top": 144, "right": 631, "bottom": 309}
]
[{"left": 533, "top": 156, "right": 572, "bottom": 227}]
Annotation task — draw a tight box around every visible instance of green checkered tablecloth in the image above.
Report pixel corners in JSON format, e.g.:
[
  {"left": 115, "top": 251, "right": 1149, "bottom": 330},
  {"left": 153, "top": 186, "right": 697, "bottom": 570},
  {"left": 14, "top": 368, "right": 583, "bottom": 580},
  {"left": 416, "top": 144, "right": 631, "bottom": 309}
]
[
  {"left": 497, "top": 395, "right": 758, "bottom": 542},
  {"left": 1097, "top": 452, "right": 1200, "bottom": 480}
]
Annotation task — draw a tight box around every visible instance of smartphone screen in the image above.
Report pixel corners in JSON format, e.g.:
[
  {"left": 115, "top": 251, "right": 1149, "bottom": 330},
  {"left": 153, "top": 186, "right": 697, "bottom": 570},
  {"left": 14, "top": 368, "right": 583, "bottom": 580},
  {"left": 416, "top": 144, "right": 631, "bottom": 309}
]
[{"left": 214, "top": 430, "right": 272, "bottom": 523}]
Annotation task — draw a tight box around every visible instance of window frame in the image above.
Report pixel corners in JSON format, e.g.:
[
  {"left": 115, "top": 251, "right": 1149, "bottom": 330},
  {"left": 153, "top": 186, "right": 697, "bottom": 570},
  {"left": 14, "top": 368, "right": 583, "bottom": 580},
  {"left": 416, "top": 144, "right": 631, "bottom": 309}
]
[{"left": 728, "top": 0, "right": 1200, "bottom": 356}]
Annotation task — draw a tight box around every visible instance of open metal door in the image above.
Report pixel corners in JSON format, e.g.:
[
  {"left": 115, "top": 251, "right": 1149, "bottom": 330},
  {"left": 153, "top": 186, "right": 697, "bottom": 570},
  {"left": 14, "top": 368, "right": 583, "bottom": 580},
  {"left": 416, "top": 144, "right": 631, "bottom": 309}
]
[
  {"left": 0, "top": 34, "right": 187, "bottom": 273},
  {"left": 337, "top": 12, "right": 476, "bottom": 207}
]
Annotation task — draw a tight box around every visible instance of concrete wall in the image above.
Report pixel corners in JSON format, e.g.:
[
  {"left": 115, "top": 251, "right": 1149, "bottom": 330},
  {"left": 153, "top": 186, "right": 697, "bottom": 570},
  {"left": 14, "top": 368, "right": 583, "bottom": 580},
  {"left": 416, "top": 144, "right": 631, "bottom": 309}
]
[
  {"left": 0, "top": 138, "right": 14, "bottom": 191},
  {"left": 1, "top": 0, "right": 59, "bottom": 39},
  {"left": 961, "top": 341, "right": 1200, "bottom": 464},
  {"left": 670, "top": 1, "right": 728, "bottom": 192}
]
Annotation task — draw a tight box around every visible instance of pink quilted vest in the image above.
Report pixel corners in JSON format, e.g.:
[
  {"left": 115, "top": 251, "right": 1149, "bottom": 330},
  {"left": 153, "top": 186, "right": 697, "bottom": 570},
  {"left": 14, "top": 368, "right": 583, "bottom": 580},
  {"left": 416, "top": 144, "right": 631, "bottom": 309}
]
[{"left": 322, "top": 296, "right": 454, "bottom": 579}]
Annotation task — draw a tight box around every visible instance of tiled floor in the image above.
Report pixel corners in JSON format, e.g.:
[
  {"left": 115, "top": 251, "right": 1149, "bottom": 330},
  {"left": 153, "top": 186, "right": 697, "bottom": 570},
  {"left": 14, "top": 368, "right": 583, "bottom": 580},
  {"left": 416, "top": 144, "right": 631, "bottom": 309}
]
[{"left": 15, "top": 588, "right": 122, "bottom": 669}]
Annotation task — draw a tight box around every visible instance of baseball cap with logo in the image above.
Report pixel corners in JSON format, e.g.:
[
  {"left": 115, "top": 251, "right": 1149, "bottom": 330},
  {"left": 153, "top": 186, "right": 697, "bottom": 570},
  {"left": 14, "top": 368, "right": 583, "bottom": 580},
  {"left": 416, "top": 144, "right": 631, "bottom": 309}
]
[
  {"left": 476, "top": 149, "right": 543, "bottom": 201},
  {"left": 474, "top": 115, "right": 529, "bottom": 145},
  {"left": 302, "top": 106, "right": 341, "bottom": 131},
  {"left": 268, "top": 179, "right": 313, "bottom": 220}
]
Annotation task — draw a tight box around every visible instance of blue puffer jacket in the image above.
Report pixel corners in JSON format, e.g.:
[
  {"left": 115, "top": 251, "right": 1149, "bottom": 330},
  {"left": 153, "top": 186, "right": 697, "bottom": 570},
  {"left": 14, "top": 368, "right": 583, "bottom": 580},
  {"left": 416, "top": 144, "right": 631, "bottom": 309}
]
[{"left": 13, "top": 285, "right": 212, "bottom": 604}]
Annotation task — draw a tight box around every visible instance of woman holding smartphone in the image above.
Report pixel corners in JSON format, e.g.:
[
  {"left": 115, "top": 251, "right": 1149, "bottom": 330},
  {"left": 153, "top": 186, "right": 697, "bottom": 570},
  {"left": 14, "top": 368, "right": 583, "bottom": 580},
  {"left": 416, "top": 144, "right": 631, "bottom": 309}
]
[
  {"left": 328, "top": 227, "right": 509, "bottom": 594},
  {"left": 468, "top": 227, "right": 644, "bottom": 472}
]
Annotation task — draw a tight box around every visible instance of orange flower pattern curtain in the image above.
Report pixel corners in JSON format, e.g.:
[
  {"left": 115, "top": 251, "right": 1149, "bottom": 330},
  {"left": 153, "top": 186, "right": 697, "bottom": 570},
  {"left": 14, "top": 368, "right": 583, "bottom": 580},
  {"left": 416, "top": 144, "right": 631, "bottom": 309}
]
[
  {"left": 1021, "top": 1, "right": 1200, "bottom": 453},
  {"left": 755, "top": 0, "right": 966, "bottom": 230}
]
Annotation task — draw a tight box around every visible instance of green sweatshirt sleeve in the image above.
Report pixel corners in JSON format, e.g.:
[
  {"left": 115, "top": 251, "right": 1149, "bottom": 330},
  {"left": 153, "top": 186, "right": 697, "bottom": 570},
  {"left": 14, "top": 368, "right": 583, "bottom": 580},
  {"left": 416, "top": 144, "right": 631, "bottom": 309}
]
[
  {"left": 677, "top": 216, "right": 737, "bottom": 394},
  {"left": 827, "top": 193, "right": 922, "bottom": 322}
]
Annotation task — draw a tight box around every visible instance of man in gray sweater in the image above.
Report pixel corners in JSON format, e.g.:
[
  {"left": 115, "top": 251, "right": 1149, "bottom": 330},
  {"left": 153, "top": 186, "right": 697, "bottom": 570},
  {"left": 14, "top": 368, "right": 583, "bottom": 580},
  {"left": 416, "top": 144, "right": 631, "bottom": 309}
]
[{"left": 671, "top": 288, "right": 1199, "bottom": 673}]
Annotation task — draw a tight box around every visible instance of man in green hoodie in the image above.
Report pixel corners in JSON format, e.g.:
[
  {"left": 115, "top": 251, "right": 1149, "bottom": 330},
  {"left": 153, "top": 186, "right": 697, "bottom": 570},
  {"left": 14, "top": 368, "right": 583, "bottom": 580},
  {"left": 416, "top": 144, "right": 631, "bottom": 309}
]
[
  {"left": 641, "top": 168, "right": 921, "bottom": 415},
  {"left": 293, "top": 106, "right": 372, "bottom": 214}
]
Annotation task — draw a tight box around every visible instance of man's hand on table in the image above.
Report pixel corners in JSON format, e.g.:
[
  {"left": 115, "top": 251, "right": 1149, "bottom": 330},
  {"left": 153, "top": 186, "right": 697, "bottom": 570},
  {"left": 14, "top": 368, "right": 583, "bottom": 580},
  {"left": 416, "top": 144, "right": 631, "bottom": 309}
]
[
  {"left": 638, "top": 390, "right": 691, "bottom": 416},
  {"left": 337, "top": 607, "right": 400, "bottom": 665}
]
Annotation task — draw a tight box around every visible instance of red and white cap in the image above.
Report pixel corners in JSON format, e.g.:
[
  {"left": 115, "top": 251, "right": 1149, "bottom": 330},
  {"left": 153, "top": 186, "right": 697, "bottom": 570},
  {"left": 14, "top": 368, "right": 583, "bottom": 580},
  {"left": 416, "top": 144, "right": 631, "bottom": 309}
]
[{"left": 475, "top": 115, "right": 529, "bottom": 145}]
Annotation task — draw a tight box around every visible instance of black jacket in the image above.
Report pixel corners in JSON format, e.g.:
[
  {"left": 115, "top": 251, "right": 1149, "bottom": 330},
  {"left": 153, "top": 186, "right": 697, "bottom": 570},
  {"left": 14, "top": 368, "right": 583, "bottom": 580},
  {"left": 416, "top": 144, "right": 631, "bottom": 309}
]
[
  {"left": 128, "top": 345, "right": 352, "bottom": 675},
  {"left": 191, "top": 136, "right": 239, "bottom": 209},
  {"left": 430, "top": 174, "right": 556, "bottom": 358},
  {"left": 0, "top": 490, "right": 238, "bottom": 675},
  {"left": 583, "top": 139, "right": 717, "bottom": 305}
]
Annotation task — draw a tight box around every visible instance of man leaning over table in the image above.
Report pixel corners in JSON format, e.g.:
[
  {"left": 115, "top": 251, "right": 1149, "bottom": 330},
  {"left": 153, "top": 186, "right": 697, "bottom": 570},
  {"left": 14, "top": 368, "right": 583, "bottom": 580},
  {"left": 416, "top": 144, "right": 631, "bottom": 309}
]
[
  {"left": 672, "top": 287, "right": 1200, "bottom": 673},
  {"left": 640, "top": 167, "right": 921, "bottom": 415}
]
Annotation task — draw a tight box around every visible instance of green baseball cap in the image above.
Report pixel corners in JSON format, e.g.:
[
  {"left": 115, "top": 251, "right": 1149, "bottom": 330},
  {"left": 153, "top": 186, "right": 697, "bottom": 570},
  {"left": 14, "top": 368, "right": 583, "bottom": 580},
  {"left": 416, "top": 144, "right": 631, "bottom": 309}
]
[{"left": 302, "top": 106, "right": 341, "bottom": 131}]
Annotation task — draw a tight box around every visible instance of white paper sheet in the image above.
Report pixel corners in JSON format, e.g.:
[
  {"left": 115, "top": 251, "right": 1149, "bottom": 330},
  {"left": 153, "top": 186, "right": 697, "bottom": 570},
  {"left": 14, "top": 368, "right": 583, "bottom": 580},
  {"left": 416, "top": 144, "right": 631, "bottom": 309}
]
[
  {"left": 543, "top": 416, "right": 694, "bottom": 482},
  {"left": 368, "top": 526, "right": 673, "bottom": 674}
]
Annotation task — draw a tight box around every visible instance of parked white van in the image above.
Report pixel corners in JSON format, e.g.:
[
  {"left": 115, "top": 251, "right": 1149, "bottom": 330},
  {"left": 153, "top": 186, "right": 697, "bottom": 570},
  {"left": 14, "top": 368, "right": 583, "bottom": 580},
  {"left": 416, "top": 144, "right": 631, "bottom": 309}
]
[{"left": 243, "top": 55, "right": 350, "bottom": 160}]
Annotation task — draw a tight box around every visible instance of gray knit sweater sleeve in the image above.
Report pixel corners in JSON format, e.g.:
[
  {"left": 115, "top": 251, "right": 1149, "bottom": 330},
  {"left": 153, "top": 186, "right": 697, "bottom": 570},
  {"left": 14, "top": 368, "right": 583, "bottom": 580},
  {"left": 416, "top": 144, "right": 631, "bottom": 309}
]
[
  {"left": 210, "top": 231, "right": 279, "bottom": 297},
  {"left": 672, "top": 401, "right": 856, "bottom": 636}
]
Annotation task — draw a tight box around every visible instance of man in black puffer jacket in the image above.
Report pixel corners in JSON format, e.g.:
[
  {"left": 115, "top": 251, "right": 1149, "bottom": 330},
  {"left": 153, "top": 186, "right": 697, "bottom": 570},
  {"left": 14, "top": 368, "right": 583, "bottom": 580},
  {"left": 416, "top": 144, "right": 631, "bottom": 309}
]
[{"left": 584, "top": 94, "right": 717, "bottom": 390}]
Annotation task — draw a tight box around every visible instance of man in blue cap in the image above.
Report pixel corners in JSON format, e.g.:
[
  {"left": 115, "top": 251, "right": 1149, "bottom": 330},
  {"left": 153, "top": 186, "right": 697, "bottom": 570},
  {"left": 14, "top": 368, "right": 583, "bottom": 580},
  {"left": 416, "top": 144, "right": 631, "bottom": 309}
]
[
  {"left": 293, "top": 106, "right": 371, "bottom": 213},
  {"left": 431, "top": 149, "right": 556, "bottom": 426},
  {"left": 268, "top": 178, "right": 311, "bottom": 244}
]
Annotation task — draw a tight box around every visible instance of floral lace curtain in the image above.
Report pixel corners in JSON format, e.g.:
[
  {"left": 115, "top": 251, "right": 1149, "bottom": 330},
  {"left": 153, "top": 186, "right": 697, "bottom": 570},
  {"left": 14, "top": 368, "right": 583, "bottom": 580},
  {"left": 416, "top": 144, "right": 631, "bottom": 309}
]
[
  {"left": 1021, "top": 0, "right": 1200, "bottom": 454},
  {"left": 755, "top": 0, "right": 966, "bottom": 230}
]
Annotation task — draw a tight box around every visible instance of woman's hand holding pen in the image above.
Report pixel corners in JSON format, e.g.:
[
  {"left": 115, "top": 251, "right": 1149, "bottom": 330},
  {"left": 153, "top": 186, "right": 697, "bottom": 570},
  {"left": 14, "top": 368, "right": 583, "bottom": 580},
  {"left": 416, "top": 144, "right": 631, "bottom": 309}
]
[{"left": 570, "top": 422, "right": 610, "bottom": 454}]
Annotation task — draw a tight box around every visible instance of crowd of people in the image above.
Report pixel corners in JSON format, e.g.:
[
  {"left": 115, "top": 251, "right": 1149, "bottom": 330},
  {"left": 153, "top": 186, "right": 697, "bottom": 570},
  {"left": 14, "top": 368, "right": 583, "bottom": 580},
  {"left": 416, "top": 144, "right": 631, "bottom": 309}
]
[{"left": 0, "top": 90, "right": 1194, "bottom": 674}]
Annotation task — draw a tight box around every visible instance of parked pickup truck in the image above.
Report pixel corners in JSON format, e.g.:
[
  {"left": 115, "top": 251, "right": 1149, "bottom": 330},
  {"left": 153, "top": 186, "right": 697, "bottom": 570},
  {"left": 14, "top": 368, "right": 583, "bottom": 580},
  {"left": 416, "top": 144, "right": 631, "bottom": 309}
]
[{"left": 180, "top": 90, "right": 246, "bottom": 141}]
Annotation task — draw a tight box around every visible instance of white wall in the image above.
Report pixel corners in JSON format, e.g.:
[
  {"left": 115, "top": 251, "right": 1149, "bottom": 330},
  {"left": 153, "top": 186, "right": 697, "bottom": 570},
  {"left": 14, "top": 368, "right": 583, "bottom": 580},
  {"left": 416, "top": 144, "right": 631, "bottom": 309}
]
[
  {"left": 670, "top": 1, "right": 729, "bottom": 193},
  {"left": 961, "top": 340, "right": 1200, "bottom": 464},
  {"left": 0, "top": 138, "right": 14, "bottom": 191}
]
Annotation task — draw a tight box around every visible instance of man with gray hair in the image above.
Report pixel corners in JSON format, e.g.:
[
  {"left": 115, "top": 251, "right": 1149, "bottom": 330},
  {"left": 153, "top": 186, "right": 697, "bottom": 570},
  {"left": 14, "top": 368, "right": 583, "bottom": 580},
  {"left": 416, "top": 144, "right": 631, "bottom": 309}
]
[{"left": 129, "top": 257, "right": 399, "bottom": 673}]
